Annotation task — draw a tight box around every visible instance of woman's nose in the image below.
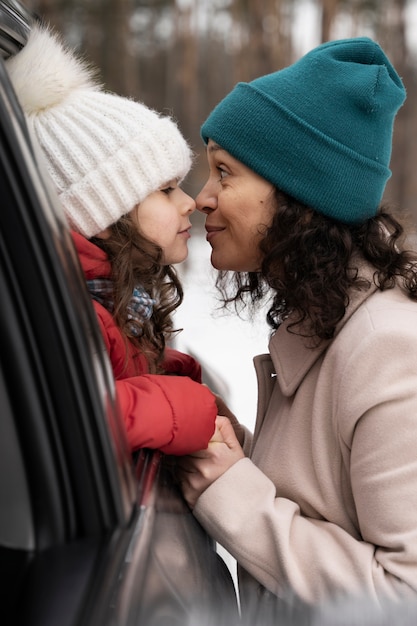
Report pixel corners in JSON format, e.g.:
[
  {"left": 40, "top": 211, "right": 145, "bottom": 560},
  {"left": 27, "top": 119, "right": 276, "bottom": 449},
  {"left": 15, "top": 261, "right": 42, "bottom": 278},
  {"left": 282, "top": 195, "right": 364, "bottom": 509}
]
[{"left": 196, "top": 181, "right": 217, "bottom": 214}]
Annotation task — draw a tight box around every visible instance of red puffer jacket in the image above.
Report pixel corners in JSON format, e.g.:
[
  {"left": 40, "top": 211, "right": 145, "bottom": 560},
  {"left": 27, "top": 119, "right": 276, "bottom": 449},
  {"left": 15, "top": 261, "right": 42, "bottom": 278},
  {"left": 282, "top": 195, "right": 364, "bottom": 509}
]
[{"left": 72, "top": 231, "right": 216, "bottom": 454}]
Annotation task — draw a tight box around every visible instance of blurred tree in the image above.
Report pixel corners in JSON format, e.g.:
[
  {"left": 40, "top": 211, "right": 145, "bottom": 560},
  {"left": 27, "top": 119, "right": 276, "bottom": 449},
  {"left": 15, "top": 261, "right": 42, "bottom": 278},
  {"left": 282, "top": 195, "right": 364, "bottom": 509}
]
[
  {"left": 320, "top": 0, "right": 338, "bottom": 41},
  {"left": 166, "top": 2, "right": 198, "bottom": 143},
  {"left": 30, "top": 0, "right": 138, "bottom": 93},
  {"left": 372, "top": 0, "right": 411, "bottom": 211},
  {"left": 231, "top": 0, "right": 291, "bottom": 81}
]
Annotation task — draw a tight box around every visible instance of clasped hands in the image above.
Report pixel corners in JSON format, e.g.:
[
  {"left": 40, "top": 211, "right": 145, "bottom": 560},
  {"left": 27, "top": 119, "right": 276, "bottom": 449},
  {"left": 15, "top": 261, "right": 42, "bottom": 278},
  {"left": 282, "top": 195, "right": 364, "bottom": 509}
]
[{"left": 178, "top": 415, "right": 245, "bottom": 509}]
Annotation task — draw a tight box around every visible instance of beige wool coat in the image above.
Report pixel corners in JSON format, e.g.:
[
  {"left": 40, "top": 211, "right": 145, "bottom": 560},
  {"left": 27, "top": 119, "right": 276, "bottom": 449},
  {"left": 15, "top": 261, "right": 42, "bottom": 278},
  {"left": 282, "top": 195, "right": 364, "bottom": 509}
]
[{"left": 194, "top": 266, "right": 417, "bottom": 613}]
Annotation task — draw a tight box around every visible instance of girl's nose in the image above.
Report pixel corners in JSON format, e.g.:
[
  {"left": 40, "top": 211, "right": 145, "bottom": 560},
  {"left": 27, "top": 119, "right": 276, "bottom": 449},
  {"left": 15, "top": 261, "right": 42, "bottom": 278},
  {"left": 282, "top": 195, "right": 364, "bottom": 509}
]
[{"left": 179, "top": 189, "right": 196, "bottom": 214}]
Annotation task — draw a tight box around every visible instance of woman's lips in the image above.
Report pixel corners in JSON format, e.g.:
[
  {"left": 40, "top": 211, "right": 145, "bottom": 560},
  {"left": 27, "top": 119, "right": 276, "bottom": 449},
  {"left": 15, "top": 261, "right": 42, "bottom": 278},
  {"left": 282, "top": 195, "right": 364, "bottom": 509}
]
[{"left": 205, "top": 226, "right": 225, "bottom": 243}]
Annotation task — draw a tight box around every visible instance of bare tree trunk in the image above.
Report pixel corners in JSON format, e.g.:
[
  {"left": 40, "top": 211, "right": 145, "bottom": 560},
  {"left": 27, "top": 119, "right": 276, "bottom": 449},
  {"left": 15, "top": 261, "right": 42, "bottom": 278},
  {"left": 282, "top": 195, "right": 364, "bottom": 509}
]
[
  {"left": 26, "top": 0, "right": 67, "bottom": 30},
  {"left": 167, "top": 3, "right": 198, "bottom": 145},
  {"left": 232, "top": 0, "right": 292, "bottom": 82},
  {"left": 93, "top": 0, "right": 137, "bottom": 96},
  {"left": 320, "top": 0, "right": 339, "bottom": 42},
  {"left": 374, "top": 0, "right": 410, "bottom": 214}
]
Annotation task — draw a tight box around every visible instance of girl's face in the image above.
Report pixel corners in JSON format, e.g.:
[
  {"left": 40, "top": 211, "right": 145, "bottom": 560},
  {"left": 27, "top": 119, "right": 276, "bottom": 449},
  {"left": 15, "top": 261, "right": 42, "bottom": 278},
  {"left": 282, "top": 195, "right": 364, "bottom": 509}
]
[
  {"left": 196, "top": 140, "right": 275, "bottom": 272},
  {"left": 132, "top": 180, "right": 195, "bottom": 264}
]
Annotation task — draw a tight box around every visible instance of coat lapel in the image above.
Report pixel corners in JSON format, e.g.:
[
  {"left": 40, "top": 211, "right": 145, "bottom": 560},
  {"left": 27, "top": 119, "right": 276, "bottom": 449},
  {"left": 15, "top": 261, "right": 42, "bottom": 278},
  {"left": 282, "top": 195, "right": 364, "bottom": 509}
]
[{"left": 269, "top": 261, "right": 379, "bottom": 397}]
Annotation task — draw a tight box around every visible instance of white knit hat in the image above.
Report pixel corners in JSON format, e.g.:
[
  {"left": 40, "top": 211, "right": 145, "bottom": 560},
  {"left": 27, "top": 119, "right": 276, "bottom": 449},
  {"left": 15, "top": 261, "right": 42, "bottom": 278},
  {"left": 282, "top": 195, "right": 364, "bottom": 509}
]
[{"left": 5, "top": 24, "right": 193, "bottom": 237}]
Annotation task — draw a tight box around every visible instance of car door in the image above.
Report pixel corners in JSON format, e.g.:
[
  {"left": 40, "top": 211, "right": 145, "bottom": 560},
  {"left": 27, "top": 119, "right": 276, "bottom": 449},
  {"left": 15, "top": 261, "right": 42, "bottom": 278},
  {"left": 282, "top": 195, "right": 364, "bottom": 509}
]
[
  {"left": 0, "top": 7, "right": 239, "bottom": 624},
  {"left": 0, "top": 40, "right": 142, "bottom": 624}
]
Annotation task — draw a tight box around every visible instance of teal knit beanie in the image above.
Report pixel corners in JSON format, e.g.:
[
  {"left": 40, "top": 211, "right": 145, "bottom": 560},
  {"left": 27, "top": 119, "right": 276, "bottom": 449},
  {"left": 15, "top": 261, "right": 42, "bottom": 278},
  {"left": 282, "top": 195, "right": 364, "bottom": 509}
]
[{"left": 201, "top": 38, "right": 406, "bottom": 224}]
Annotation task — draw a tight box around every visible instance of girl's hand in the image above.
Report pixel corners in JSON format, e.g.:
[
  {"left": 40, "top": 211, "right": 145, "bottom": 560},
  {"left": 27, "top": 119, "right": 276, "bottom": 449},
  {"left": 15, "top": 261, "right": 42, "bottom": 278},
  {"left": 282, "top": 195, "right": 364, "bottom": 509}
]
[{"left": 178, "top": 416, "right": 245, "bottom": 509}]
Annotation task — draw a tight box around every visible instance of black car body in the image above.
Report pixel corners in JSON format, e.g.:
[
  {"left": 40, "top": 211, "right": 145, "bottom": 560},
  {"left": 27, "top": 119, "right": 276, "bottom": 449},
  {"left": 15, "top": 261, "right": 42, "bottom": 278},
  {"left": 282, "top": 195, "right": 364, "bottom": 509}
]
[{"left": 0, "top": 3, "right": 238, "bottom": 624}]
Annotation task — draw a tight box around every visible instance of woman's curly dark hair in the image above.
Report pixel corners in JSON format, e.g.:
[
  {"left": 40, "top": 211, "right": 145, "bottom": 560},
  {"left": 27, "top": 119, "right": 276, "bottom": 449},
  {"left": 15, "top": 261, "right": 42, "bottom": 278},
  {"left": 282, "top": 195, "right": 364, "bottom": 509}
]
[
  {"left": 90, "top": 214, "right": 183, "bottom": 373},
  {"left": 216, "top": 189, "right": 417, "bottom": 344}
]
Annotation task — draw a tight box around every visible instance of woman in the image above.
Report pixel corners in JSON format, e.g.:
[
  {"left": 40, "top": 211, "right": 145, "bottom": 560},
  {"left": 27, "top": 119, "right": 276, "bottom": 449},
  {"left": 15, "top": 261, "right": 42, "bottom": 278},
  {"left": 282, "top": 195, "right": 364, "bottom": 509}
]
[
  {"left": 6, "top": 23, "right": 218, "bottom": 456},
  {"left": 179, "top": 37, "right": 417, "bottom": 619}
]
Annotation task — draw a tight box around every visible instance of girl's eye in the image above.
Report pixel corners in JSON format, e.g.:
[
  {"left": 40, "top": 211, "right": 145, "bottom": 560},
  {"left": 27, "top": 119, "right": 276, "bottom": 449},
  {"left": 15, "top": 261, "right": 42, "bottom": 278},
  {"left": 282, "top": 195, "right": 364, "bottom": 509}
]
[{"left": 161, "top": 186, "right": 175, "bottom": 195}]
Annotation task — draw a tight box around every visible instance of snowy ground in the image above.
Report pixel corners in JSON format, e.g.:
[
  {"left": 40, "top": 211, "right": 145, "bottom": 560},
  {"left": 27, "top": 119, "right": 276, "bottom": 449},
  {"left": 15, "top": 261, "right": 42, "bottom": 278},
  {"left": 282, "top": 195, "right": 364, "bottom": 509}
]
[
  {"left": 173, "top": 230, "right": 270, "bottom": 433},
  {"left": 173, "top": 230, "right": 271, "bottom": 596}
]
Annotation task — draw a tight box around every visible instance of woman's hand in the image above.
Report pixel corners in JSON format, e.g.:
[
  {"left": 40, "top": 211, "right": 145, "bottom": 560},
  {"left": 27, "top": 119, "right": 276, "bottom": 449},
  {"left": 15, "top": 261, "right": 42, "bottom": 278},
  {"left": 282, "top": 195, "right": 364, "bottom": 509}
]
[
  {"left": 178, "top": 415, "right": 245, "bottom": 509},
  {"left": 211, "top": 392, "right": 247, "bottom": 446}
]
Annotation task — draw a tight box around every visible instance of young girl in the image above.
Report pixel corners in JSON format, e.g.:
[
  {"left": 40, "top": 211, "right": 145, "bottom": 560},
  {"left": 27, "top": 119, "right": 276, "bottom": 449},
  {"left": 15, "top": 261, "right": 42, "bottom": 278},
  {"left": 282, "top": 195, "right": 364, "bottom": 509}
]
[{"left": 6, "top": 23, "right": 217, "bottom": 455}]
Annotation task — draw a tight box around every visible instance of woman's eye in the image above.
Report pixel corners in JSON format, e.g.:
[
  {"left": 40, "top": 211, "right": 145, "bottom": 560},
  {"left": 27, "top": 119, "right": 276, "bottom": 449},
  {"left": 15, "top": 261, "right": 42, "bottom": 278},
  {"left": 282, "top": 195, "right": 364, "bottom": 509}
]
[
  {"left": 217, "top": 167, "right": 228, "bottom": 181},
  {"left": 161, "top": 186, "right": 175, "bottom": 195}
]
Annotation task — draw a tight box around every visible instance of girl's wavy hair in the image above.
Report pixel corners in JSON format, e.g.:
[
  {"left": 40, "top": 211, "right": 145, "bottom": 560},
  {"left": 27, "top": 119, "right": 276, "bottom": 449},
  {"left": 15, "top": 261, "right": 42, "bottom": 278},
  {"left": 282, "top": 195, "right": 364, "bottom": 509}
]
[
  {"left": 90, "top": 214, "right": 183, "bottom": 373},
  {"left": 216, "top": 189, "right": 417, "bottom": 343}
]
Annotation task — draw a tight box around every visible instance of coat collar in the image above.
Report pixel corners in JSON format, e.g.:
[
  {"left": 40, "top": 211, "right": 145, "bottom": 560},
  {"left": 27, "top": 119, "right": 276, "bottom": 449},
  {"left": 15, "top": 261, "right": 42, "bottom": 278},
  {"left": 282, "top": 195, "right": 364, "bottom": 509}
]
[
  {"left": 71, "top": 230, "right": 111, "bottom": 280},
  {"left": 269, "top": 261, "right": 379, "bottom": 396}
]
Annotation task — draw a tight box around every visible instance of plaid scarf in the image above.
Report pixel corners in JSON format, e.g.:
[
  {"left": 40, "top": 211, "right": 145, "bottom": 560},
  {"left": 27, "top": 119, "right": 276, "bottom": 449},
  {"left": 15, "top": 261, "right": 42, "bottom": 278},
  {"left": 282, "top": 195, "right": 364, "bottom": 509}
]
[{"left": 87, "top": 278, "right": 155, "bottom": 337}]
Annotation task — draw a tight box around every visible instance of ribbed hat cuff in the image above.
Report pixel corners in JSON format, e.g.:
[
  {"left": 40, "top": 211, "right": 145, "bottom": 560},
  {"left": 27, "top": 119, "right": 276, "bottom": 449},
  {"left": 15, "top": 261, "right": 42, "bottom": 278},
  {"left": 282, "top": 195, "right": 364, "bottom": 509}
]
[
  {"left": 59, "top": 140, "right": 191, "bottom": 238},
  {"left": 201, "top": 83, "right": 391, "bottom": 223}
]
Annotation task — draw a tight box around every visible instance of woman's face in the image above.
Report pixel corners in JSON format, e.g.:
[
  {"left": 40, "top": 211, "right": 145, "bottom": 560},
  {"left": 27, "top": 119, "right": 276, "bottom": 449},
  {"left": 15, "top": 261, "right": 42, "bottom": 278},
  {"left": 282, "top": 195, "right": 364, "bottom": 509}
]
[
  {"left": 196, "top": 140, "right": 275, "bottom": 272},
  {"left": 132, "top": 180, "right": 195, "bottom": 264}
]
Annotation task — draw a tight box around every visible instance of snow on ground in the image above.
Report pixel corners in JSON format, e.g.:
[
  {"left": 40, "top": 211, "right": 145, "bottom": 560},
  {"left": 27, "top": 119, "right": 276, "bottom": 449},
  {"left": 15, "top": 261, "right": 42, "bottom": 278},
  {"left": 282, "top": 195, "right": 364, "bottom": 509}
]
[
  {"left": 173, "top": 231, "right": 270, "bottom": 432},
  {"left": 173, "top": 230, "right": 271, "bottom": 594}
]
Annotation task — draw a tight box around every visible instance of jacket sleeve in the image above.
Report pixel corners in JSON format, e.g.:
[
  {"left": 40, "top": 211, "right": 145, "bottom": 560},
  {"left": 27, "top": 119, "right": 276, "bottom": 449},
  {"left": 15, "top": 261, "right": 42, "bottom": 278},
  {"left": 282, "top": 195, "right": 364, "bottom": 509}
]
[
  {"left": 162, "top": 347, "right": 202, "bottom": 382},
  {"left": 192, "top": 320, "right": 417, "bottom": 604},
  {"left": 116, "top": 374, "right": 217, "bottom": 455},
  {"left": 92, "top": 302, "right": 216, "bottom": 454}
]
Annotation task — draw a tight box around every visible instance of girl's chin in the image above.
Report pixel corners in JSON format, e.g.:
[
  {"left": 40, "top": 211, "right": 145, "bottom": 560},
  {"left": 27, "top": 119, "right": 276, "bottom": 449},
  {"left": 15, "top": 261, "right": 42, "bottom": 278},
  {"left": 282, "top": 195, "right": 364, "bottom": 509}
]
[{"left": 165, "top": 251, "right": 189, "bottom": 265}]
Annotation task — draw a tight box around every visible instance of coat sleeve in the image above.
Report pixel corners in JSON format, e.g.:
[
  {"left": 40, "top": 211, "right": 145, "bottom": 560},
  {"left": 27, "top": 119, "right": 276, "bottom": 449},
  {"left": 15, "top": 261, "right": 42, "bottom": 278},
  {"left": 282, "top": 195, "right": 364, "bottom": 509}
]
[
  {"left": 91, "top": 302, "right": 217, "bottom": 454},
  {"left": 192, "top": 318, "right": 417, "bottom": 604},
  {"left": 116, "top": 374, "right": 217, "bottom": 455},
  {"left": 162, "top": 347, "right": 202, "bottom": 382}
]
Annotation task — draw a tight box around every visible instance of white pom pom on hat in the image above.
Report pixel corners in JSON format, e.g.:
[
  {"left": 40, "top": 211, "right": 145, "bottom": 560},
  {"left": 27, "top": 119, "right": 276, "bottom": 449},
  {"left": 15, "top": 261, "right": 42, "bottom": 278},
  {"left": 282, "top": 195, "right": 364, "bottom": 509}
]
[{"left": 6, "top": 24, "right": 193, "bottom": 238}]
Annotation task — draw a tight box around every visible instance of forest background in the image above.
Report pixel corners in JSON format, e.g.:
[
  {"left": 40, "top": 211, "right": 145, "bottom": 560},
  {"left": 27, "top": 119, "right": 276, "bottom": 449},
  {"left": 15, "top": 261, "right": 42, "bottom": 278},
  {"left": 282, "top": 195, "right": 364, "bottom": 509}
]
[
  {"left": 26, "top": 0, "right": 417, "bottom": 225},
  {"left": 23, "top": 0, "right": 417, "bottom": 429}
]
